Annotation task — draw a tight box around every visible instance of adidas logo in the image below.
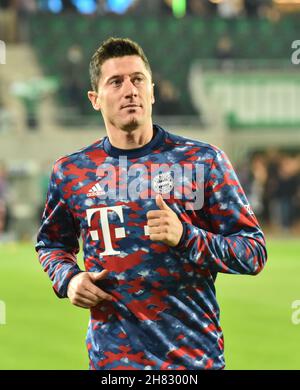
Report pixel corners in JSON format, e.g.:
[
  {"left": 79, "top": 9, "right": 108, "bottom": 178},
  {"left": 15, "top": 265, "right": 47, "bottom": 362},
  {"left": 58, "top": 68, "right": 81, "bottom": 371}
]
[{"left": 87, "top": 182, "right": 105, "bottom": 197}]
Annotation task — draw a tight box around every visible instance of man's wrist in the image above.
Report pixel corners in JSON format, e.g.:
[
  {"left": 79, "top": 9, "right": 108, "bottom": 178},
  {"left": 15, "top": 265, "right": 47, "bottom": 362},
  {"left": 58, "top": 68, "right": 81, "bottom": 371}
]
[
  {"left": 66, "top": 270, "right": 84, "bottom": 293},
  {"left": 173, "top": 222, "right": 188, "bottom": 249}
]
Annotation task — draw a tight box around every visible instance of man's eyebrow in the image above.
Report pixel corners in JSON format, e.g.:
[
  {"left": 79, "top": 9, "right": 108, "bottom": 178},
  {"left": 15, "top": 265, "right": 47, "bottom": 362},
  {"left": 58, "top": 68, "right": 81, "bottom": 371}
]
[
  {"left": 131, "top": 72, "right": 146, "bottom": 77},
  {"left": 106, "top": 72, "right": 146, "bottom": 84}
]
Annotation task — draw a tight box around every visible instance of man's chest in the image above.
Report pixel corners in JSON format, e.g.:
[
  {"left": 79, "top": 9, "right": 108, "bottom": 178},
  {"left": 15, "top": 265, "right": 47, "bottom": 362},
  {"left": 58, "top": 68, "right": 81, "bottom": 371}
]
[{"left": 60, "top": 157, "right": 204, "bottom": 255}]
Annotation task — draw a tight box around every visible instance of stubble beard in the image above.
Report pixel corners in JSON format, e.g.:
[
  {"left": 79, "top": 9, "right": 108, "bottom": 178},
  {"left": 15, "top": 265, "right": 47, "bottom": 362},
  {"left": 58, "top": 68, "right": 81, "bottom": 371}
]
[{"left": 120, "top": 116, "right": 140, "bottom": 132}]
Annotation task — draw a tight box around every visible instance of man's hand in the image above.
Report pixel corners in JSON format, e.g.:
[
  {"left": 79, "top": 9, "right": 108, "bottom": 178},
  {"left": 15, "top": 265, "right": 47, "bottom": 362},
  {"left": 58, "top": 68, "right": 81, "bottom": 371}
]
[
  {"left": 67, "top": 270, "right": 113, "bottom": 309},
  {"left": 146, "top": 194, "right": 183, "bottom": 247}
]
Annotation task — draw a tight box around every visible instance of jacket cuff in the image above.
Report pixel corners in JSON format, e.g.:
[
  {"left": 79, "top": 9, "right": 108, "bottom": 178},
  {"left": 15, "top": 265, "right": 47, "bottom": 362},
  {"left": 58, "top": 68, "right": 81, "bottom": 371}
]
[
  {"left": 53, "top": 267, "right": 83, "bottom": 299},
  {"left": 173, "top": 221, "right": 189, "bottom": 250}
]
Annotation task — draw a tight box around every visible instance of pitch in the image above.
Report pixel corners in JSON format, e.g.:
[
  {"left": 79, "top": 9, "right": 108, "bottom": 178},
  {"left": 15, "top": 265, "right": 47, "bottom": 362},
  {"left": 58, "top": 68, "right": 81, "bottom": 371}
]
[{"left": 0, "top": 239, "right": 299, "bottom": 369}]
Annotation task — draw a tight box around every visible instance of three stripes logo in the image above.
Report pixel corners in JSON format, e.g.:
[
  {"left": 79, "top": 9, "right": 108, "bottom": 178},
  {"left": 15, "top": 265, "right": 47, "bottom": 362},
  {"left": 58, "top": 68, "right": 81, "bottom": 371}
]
[{"left": 87, "top": 182, "right": 105, "bottom": 198}]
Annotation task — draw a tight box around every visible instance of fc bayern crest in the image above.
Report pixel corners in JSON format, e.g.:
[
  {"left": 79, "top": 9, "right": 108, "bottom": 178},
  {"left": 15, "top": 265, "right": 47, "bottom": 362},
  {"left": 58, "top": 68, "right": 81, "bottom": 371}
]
[{"left": 152, "top": 171, "right": 174, "bottom": 194}]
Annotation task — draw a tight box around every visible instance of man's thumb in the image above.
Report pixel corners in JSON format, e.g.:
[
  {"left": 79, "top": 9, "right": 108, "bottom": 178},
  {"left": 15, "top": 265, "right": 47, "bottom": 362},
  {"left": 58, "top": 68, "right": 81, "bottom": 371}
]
[
  {"left": 90, "top": 269, "right": 109, "bottom": 282},
  {"left": 156, "top": 194, "right": 170, "bottom": 211}
]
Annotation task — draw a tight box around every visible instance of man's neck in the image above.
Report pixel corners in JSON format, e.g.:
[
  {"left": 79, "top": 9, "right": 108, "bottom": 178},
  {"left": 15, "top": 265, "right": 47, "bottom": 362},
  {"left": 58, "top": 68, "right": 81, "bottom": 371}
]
[{"left": 106, "top": 123, "right": 154, "bottom": 150}]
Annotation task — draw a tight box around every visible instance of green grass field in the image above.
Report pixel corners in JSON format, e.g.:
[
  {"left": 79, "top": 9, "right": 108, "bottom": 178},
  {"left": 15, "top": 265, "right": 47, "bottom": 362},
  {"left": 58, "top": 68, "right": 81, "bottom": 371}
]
[{"left": 0, "top": 238, "right": 299, "bottom": 370}]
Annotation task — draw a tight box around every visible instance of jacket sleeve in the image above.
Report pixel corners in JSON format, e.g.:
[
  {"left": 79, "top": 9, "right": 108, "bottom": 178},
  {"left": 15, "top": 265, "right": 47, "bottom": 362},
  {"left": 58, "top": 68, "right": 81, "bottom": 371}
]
[
  {"left": 175, "top": 149, "right": 267, "bottom": 275},
  {"left": 35, "top": 163, "right": 82, "bottom": 298}
]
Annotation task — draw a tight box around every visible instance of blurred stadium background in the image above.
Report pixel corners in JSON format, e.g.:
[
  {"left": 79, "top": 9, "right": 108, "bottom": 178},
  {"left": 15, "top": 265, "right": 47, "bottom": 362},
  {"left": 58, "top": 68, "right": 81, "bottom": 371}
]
[{"left": 0, "top": 0, "right": 299, "bottom": 370}]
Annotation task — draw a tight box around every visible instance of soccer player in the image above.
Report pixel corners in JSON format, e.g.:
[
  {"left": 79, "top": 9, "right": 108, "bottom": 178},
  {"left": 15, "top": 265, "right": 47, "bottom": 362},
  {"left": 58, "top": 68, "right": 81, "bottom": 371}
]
[{"left": 36, "top": 37, "right": 267, "bottom": 370}]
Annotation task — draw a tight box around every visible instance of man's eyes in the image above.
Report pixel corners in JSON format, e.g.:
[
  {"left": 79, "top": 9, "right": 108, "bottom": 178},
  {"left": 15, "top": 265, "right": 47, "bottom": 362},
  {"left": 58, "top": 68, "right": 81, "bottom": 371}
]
[
  {"left": 133, "top": 76, "right": 144, "bottom": 83},
  {"left": 109, "top": 76, "right": 145, "bottom": 87},
  {"left": 110, "top": 79, "right": 122, "bottom": 86}
]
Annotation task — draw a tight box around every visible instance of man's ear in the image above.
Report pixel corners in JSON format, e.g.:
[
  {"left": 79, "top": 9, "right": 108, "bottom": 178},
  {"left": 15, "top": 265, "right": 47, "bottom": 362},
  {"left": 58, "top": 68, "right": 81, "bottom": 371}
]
[
  {"left": 87, "top": 91, "right": 101, "bottom": 111},
  {"left": 151, "top": 83, "right": 155, "bottom": 104}
]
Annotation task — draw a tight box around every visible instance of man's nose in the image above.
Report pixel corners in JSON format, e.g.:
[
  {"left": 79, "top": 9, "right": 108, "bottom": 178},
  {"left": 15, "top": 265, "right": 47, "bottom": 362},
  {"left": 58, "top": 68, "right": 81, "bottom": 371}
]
[{"left": 124, "top": 78, "right": 138, "bottom": 97}]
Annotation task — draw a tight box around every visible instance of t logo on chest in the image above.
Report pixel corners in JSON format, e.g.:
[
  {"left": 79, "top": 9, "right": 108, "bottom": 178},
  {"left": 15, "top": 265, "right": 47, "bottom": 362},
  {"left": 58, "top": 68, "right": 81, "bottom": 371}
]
[{"left": 86, "top": 205, "right": 149, "bottom": 255}]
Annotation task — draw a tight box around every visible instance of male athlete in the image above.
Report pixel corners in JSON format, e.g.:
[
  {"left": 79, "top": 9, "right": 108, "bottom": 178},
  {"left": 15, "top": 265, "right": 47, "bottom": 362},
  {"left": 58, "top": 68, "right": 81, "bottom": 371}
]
[{"left": 36, "top": 37, "right": 267, "bottom": 370}]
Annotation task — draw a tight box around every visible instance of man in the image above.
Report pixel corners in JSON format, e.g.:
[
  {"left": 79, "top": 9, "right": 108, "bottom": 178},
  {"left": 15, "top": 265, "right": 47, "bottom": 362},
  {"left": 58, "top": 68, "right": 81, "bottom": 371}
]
[{"left": 36, "top": 37, "right": 267, "bottom": 370}]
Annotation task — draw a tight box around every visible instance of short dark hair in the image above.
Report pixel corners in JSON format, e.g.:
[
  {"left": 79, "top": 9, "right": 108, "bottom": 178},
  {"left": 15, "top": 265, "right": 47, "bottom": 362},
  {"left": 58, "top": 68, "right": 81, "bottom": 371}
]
[{"left": 89, "top": 37, "right": 152, "bottom": 91}]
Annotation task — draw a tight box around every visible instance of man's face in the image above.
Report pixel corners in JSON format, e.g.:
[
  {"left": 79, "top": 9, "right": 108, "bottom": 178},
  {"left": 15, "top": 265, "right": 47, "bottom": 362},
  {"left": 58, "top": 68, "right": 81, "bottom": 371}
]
[{"left": 90, "top": 55, "right": 154, "bottom": 131}]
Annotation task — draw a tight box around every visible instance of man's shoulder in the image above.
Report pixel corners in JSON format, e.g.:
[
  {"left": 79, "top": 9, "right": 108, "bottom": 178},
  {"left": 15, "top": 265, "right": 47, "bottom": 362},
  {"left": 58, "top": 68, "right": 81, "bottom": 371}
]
[
  {"left": 164, "top": 129, "right": 222, "bottom": 158},
  {"left": 53, "top": 138, "right": 105, "bottom": 170}
]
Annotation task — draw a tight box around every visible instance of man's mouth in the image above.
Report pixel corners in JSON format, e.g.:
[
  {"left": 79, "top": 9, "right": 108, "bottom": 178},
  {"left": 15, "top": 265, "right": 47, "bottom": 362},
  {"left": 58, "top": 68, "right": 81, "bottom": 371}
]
[{"left": 121, "top": 104, "right": 141, "bottom": 109}]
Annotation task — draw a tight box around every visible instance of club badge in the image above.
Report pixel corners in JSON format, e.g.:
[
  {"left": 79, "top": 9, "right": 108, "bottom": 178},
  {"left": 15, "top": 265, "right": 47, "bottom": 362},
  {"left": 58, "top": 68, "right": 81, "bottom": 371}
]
[{"left": 152, "top": 171, "right": 174, "bottom": 194}]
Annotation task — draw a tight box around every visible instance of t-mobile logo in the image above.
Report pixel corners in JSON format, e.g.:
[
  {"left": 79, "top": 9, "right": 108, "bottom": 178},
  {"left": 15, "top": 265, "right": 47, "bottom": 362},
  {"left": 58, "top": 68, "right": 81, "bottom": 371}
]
[{"left": 86, "top": 205, "right": 148, "bottom": 256}]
